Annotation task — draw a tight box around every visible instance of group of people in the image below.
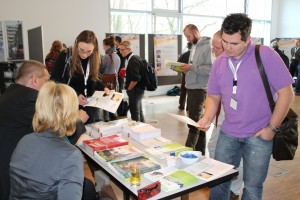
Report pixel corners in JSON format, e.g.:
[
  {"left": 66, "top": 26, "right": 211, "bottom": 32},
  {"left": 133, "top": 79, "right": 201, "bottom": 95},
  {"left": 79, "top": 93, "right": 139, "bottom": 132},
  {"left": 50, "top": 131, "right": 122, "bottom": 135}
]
[
  {"left": 0, "top": 13, "right": 295, "bottom": 200},
  {"left": 177, "top": 13, "right": 294, "bottom": 200},
  {"left": 0, "top": 30, "right": 147, "bottom": 199}
]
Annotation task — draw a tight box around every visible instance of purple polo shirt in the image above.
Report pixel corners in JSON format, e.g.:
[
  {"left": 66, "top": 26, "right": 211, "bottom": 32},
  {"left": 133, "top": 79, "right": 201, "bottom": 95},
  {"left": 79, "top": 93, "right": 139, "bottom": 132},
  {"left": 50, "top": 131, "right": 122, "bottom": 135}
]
[{"left": 208, "top": 43, "right": 294, "bottom": 138}]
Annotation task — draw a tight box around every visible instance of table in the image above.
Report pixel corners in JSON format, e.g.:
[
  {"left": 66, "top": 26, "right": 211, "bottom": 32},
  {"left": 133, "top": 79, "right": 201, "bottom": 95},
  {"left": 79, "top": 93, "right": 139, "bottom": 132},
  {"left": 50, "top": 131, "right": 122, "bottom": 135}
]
[{"left": 79, "top": 136, "right": 238, "bottom": 200}]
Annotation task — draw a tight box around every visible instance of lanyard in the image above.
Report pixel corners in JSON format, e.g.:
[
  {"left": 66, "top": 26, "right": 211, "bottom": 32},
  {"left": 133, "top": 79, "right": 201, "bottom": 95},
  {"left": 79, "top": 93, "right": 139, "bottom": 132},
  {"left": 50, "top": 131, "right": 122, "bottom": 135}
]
[
  {"left": 228, "top": 58, "right": 242, "bottom": 95},
  {"left": 84, "top": 61, "right": 90, "bottom": 86},
  {"left": 125, "top": 53, "right": 134, "bottom": 69}
]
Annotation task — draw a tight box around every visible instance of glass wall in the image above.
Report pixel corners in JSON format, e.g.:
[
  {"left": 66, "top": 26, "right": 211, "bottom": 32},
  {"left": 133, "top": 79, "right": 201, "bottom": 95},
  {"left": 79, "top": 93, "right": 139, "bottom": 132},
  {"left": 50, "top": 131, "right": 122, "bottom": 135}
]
[{"left": 110, "top": 0, "right": 272, "bottom": 50}]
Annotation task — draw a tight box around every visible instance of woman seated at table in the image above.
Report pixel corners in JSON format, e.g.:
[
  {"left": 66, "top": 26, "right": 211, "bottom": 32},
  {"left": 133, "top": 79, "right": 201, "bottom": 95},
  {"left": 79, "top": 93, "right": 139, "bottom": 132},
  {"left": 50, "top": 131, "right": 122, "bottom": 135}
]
[{"left": 9, "top": 81, "right": 85, "bottom": 199}]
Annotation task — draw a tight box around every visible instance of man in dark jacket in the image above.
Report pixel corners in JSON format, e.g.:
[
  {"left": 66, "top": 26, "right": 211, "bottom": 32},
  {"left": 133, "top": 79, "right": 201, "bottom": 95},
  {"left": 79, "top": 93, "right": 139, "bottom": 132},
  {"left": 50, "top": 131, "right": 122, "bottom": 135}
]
[
  {"left": 0, "top": 60, "right": 49, "bottom": 200},
  {"left": 119, "top": 40, "right": 145, "bottom": 122}
]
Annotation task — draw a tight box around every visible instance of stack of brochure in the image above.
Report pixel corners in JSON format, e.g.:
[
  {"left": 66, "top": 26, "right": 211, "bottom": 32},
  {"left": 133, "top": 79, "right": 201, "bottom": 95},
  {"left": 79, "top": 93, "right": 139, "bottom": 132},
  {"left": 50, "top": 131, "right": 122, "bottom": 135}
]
[{"left": 130, "top": 124, "right": 161, "bottom": 142}]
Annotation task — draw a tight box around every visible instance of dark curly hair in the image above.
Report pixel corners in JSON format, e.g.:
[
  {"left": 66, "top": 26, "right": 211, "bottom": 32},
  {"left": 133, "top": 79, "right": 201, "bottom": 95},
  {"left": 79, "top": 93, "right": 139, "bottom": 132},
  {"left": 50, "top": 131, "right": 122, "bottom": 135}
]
[{"left": 221, "top": 13, "right": 252, "bottom": 42}]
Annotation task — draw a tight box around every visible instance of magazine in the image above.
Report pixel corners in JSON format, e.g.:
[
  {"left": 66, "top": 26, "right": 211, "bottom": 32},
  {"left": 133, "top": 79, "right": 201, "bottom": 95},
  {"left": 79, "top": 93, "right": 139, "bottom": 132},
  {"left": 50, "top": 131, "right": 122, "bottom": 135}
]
[
  {"left": 145, "top": 142, "right": 192, "bottom": 159},
  {"left": 84, "top": 90, "right": 124, "bottom": 113},
  {"left": 159, "top": 170, "right": 199, "bottom": 192},
  {"left": 183, "top": 157, "right": 234, "bottom": 181},
  {"left": 143, "top": 166, "right": 178, "bottom": 182},
  {"left": 165, "top": 60, "right": 185, "bottom": 72},
  {"left": 82, "top": 134, "right": 128, "bottom": 154},
  {"left": 108, "top": 156, "right": 161, "bottom": 179},
  {"left": 94, "top": 145, "right": 143, "bottom": 163}
]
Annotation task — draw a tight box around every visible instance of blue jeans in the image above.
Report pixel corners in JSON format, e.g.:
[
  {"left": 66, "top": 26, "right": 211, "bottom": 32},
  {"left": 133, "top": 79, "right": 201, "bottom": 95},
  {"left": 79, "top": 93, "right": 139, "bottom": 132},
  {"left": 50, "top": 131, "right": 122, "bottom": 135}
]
[
  {"left": 126, "top": 87, "right": 145, "bottom": 122},
  {"left": 210, "top": 131, "right": 272, "bottom": 200}
]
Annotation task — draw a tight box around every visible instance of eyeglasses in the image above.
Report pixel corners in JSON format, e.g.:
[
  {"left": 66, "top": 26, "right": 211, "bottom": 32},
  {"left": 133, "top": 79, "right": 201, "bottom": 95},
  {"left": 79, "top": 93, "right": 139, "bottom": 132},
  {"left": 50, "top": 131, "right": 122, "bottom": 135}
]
[{"left": 78, "top": 47, "right": 94, "bottom": 56}]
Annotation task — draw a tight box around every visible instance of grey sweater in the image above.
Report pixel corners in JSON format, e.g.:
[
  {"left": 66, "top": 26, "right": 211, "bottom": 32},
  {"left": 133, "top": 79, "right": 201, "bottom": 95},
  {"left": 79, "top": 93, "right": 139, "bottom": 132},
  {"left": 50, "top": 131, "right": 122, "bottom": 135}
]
[{"left": 185, "top": 36, "right": 212, "bottom": 89}]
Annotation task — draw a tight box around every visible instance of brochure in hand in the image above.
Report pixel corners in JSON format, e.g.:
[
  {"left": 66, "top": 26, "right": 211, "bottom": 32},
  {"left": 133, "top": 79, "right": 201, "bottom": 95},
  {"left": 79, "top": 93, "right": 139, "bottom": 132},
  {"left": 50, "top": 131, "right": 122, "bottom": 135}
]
[
  {"left": 84, "top": 90, "right": 124, "bottom": 113},
  {"left": 165, "top": 60, "right": 185, "bottom": 72},
  {"left": 160, "top": 170, "right": 199, "bottom": 192},
  {"left": 108, "top": 155, "right": 161, "bottom": 179},
  {"left": 94, "top": 145, "right": 143, "bottom": 163}
]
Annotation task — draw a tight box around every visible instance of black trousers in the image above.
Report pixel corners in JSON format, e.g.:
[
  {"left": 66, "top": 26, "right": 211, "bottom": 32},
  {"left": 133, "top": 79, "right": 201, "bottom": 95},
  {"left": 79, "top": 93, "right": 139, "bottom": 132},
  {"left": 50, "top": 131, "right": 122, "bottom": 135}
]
[{"left": 185, "top": 89, "right": 207, "bottom": 155}]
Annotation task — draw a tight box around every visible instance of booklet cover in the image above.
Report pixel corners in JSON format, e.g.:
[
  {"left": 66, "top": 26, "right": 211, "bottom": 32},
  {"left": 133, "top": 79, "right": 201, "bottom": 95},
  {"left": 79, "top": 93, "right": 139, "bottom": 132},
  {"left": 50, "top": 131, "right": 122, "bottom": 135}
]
[
  {"left": 108, "top": 156, "right": 161, "bottom": 179},
  {"left": 143, "top": 166, "right": 178, "bottom": 182},
  {"left": 165, "top": 60, "right": 185, "bottom": 72},
  {"left": 145, "top": 142, "right": 192, "bottom": 159},
  {"left": 140, "top": 137, "right": 172, "bottom": 148},
  {"left": 83, "top": 134, "right": 128, "bottom": 154},
  {"left": 183, "top": 157, "right": 234, "bottom": 181},
  {"left": 84, "top": 90, "right": 124, "bottom": 113},
  {"left": 160, "top": 170, "right": 199, "bottom": 192},
  {"left": 94, "top": 145, "right": 143, "bottom": 163}
]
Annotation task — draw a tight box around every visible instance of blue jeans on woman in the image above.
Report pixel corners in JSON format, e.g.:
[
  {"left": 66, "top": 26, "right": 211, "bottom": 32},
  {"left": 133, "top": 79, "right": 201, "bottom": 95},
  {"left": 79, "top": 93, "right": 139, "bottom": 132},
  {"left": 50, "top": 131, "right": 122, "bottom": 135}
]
[
  {"left": 210, "top": 131, "right": 273, "bottom": 200},
  {"left": 126, "top": 87, "right": 145, "bottom": 122}
]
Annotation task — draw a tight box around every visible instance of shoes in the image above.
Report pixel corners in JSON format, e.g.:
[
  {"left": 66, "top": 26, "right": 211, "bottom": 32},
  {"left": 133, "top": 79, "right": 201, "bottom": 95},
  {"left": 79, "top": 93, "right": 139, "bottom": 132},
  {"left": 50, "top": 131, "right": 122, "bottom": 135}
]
[
  {"left": 230, "top": 191, "right": 239, "bottom": 200},
  {"left": 178, "top": 105, "right": 184, "bottom": 110}
]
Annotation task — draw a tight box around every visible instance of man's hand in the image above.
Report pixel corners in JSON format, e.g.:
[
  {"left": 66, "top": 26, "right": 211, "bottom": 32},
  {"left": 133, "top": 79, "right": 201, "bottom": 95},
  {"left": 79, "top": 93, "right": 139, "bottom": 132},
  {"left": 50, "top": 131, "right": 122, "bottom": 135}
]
[
  {"left": 78, "top": 94, "right": 88, "bottom": 106},
  {"left": 79, "top": 109, "right": 89, "bottom": 123},
  {"left": 181, "top": 63, "right": 192, "bottom": 72},
  {"left": 197, "top": 117, "right": 212, "bottom": 132},
  {"left": 253, "top": 127, "right": 275, "bottom": 140}
]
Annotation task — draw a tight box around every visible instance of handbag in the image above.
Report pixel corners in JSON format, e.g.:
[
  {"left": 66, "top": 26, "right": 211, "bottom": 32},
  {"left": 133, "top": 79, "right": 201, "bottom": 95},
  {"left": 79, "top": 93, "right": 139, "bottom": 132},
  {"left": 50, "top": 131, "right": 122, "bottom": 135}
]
[
  {"left": 101, "top": 73, "right": 118, "bottom": 90},
  {"left": 137, "top": 181, "right": 161, "bottom": 200},
  {"left": 255, "top": 45, "right": 298, "bottom": 161}
]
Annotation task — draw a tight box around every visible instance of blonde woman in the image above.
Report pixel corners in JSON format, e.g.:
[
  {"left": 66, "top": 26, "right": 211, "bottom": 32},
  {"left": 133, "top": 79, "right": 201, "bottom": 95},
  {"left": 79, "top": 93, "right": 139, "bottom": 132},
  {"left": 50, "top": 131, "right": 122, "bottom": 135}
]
[{"left": 9, "top": 81, "right": 84, "bottom": 199}]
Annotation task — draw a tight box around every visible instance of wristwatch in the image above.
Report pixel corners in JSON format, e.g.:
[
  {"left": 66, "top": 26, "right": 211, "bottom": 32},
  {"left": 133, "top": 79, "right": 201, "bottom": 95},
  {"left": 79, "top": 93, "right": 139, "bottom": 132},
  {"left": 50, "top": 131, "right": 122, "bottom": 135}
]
[{"left": 267, "top": 123, "right": 279, "bottom": 133}]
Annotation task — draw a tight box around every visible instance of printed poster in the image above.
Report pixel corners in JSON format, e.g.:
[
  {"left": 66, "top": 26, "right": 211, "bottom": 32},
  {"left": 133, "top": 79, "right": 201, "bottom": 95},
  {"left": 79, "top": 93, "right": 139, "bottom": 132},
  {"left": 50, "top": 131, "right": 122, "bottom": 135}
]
[
  {"left": 154, "top": 34, "right": 178, "bottom": 76},
  {"left": 112, "top": 33, "right": 140, "bottom": 56}
]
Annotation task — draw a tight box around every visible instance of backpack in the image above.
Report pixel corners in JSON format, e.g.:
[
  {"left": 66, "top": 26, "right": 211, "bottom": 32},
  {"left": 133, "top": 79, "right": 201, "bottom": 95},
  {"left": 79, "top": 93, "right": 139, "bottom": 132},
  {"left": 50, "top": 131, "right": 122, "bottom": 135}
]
[
  {"left": 61, "top": 47, "right": 72, "bottom": 84},
  {"left": 139, "top": 58, "right": 158, "bottom": 91}
]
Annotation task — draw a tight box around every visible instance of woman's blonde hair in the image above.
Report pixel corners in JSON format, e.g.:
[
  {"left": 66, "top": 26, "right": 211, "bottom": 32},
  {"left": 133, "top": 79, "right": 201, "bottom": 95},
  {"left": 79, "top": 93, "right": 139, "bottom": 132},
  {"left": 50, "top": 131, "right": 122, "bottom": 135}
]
[{"left": 32, "top": 81, "right": 79, "bottom": 137}]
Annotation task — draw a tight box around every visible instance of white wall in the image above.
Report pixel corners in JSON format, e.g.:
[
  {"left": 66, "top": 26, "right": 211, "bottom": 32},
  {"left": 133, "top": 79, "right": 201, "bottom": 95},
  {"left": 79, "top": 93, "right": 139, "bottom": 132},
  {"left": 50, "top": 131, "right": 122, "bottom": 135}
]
[
  {"left": 271, "top": 0, "right": 300, "bottom": 38},
  {"left": 0, "top": 0, "right": 110, "bottom": 60}
]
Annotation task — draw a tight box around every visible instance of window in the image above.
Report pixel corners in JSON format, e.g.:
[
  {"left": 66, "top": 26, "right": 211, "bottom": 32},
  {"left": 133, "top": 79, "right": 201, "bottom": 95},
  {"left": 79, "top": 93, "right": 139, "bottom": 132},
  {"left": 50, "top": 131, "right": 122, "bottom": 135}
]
[{"left": 110, "top": 0, "right": 272, "bottom": 47}]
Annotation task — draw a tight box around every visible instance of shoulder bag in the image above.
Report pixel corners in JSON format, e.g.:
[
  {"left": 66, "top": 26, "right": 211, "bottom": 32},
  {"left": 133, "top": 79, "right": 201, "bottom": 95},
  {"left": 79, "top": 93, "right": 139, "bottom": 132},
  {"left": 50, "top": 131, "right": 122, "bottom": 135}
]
[{"left": 255, "top": 45, "right": 298, "bottom": 161}]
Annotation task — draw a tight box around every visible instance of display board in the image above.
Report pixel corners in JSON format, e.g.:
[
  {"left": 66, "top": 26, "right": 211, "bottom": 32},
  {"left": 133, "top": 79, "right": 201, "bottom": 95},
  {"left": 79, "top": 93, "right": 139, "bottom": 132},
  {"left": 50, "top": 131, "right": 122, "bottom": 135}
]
[
  {"left": 28, "top": 26, "right": 44, "bottom": 63},
  {"left": 148, "top": 34, "right": 182, "bottom": 85},
  {"left": 106, "top": 33, "right": 145, "bottom": 59},
  {"left": 276, "top": 38, "right": 297, "bottom": 60}
]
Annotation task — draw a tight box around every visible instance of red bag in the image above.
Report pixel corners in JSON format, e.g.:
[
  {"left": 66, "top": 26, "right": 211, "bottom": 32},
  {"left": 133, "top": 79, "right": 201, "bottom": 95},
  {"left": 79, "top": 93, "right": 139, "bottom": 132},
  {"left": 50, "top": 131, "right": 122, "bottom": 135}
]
[
  {"left": 138, "top": 181, "right": 161, "bottom": 200},
  {"left": 118, "top": 68, "right": 126, "bottom": 80}
]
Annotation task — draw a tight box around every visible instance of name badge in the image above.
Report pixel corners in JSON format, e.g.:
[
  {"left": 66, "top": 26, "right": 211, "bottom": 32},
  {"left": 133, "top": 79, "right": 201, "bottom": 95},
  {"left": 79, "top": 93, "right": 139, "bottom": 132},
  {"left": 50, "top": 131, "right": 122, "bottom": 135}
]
[{"left": 230, "top": 98, "right": 238, "bottom": 110}]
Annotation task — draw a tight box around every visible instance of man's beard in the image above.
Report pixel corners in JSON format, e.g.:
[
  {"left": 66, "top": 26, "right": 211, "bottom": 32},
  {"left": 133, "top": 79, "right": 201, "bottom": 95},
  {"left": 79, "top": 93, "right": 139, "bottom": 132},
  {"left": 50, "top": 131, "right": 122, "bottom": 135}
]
[{"left": 193, "top": 38, "right": 198, "bottom": 44}]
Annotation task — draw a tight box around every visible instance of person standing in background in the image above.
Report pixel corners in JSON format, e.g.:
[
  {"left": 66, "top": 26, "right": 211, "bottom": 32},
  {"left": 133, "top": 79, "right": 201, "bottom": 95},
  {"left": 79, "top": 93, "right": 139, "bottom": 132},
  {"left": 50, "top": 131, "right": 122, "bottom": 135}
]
[
  {"left": 51, "top": 30, "right": 109, "bottom": 124},
  {"left": 101, "top": 35, "right": 120, "bottom": 121},
  {"left": 178, "top": 42, "right": 192, "bottom": 110},
  {"left": 208, "top": 30, "right": 243, "bottom": 200},
  {"left": 181, "top": 24, "right": 212, "bottom": 155},
  {"left": 289, "top": 38, "right": 300, "bottom": 78},
  {"left": 198, "top": 13, "right": 294, "bottom": 199},
  {"left": 115, "top": 35, "right": 126, "bottom": 92},
  {"left": 119, "top": 40, "right": 145, "bottom": 122},
  {"left": 45, "top": 40, "right": 62, "bottom": 74}
]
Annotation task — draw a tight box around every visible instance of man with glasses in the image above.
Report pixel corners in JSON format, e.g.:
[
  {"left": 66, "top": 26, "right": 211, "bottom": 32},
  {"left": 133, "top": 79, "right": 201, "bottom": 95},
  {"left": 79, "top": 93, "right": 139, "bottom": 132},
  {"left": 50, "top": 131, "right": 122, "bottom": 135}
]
[
  {"left": 119, "top": 40, "right": 145, "bottom": 122},
  {"left": 0, "top": 60, "right": 49, "bottom": 200},
  {"left": 198, "top": 13, "right": 294, "bottom": 199}
]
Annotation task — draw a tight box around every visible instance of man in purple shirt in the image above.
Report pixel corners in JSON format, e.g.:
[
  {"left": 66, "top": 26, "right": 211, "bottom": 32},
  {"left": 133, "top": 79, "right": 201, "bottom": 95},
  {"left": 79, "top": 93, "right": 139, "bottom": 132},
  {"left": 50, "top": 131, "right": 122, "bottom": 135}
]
[{"left": 198, "top": 13, "right": 294, "bottom": 200}]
